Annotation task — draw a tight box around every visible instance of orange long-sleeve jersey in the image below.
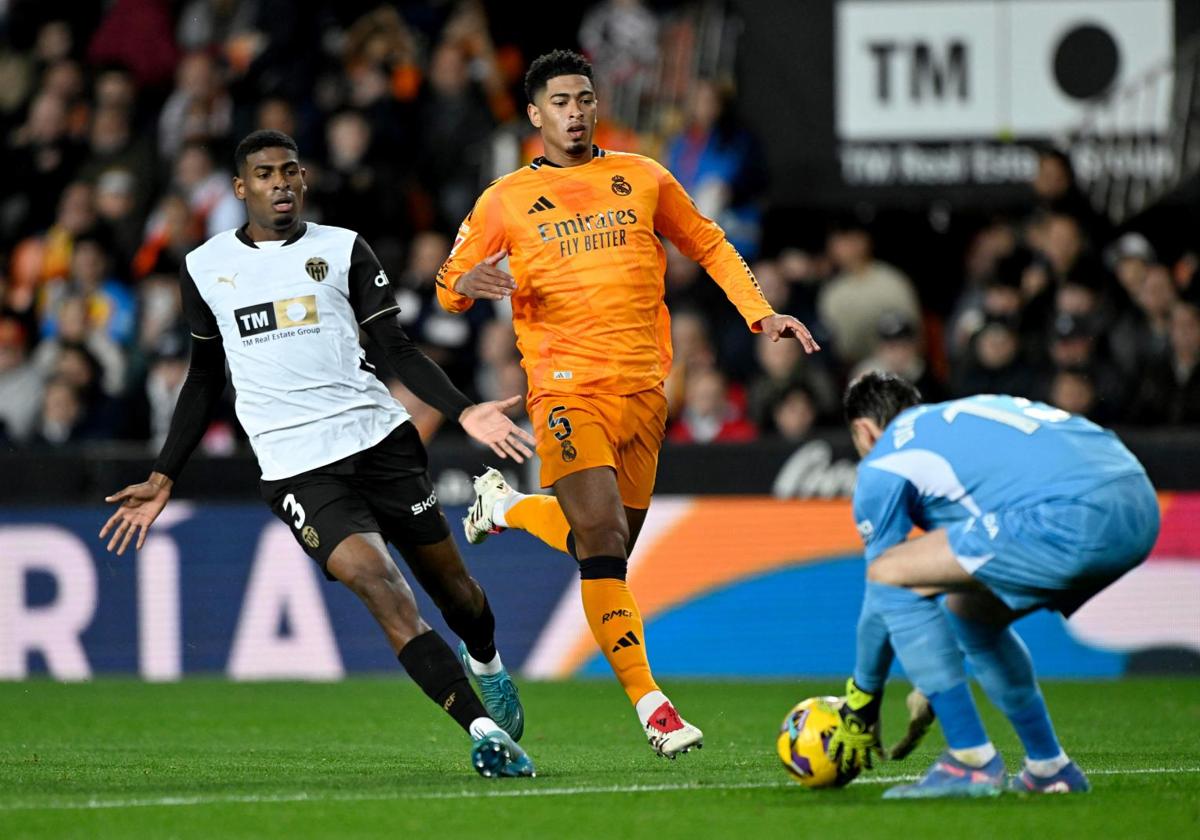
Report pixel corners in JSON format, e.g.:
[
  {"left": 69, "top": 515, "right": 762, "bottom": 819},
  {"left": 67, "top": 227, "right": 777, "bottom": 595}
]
[{"left": 436, "top": 148, "right": 775, "bottom": 396}]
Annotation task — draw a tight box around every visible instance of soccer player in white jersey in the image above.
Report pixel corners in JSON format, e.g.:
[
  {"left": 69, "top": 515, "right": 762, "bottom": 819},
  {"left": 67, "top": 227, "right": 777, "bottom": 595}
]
[{"left": 100, "top": 130, "right": 536, "bottom": 778}]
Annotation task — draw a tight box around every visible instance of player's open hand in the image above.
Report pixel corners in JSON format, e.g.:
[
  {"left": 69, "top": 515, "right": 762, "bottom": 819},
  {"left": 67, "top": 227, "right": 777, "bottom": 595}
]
[
  {"left": 759, "top": 314, "right": 820, "bottom": 353},
  {"left": 99, "top": 475, "right": 173, "bottom": 555},
  {"left": 459, "top": 397, "right": 536, "bottom": 463},
  {"left": 455, "top": 250, "right": 516, "bottom": 300}
]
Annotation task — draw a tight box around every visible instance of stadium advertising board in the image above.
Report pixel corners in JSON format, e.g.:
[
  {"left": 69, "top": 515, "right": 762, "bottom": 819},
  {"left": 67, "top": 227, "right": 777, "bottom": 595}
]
[
  {"left": 2, "top": 496, "right": 1196, "bottom": 682},
  {"left": 835, "top": 0, "right": 1172, "bottom": 188}
]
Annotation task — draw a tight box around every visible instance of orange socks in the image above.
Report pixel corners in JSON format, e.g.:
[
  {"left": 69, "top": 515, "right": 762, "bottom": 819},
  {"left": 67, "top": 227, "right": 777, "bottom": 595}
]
[
  {"left": 502, "top": 494, "right": 571, "bottom": 554},
  {"left": 579, "top": 556, "right": 659, "bottom": 706}
]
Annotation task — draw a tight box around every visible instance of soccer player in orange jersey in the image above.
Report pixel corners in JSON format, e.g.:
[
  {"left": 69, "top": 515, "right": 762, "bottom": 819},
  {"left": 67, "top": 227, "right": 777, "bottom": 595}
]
[{"left": 436, "top": 50, "right": 820, "bottom": 758}]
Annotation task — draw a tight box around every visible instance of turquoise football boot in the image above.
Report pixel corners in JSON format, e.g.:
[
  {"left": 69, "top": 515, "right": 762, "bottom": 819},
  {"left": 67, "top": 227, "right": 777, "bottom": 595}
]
[
  {"left": 459, "top": 641, "right": 525, "bottom": 741},
  {"left": 471, "top": 730, "right": 536, "bottom": 778}
]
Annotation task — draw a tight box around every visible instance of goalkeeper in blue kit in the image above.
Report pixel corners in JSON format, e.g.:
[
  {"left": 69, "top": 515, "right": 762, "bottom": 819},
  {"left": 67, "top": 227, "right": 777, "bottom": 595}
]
[{"left": 829, "top": 372, "right": 1160, "bottom": 798}]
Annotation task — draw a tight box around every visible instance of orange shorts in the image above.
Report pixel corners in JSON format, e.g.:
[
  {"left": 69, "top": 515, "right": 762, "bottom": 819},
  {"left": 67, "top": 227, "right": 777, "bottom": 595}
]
[{"left": 527, "top": 388, "right": 667, "bottom": 509}]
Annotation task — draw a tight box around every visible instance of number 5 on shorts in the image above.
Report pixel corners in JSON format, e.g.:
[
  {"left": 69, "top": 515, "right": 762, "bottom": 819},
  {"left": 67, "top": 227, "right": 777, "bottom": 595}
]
[{"left": 548, "top": 406, "right": 573, "bottom": 441}]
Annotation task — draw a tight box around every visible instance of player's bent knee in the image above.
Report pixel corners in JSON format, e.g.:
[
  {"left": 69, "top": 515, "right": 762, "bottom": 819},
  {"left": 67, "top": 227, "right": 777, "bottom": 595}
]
[{"left": 572, "top": 525, "right": 629, "bottom": 560}]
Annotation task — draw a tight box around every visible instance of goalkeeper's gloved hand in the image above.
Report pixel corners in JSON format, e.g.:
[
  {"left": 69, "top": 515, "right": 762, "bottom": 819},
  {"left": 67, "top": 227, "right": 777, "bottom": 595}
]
[
  {"left": 828, "top": 677, "right": 884, "bottom": 773},
  {"left": 887, "top": 689, "right": 936, "bottom": 761}
]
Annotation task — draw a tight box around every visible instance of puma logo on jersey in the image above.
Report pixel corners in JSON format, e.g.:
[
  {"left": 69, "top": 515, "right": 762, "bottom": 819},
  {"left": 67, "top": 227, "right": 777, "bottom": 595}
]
[{"left": 217, "top": 274, "right": 237, "bottom": 288}]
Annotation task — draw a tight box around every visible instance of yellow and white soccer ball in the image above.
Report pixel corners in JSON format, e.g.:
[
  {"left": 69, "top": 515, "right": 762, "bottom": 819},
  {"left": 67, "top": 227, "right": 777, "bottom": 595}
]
[{"left": 776, "top": 696, "right": 862, "bottom": 789}]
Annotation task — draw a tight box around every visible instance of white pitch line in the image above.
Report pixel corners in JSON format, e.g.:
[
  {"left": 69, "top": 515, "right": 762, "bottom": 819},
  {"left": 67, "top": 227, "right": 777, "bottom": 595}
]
[{"left": 3, "top": 768, "right": 1198, "bottom": 813}]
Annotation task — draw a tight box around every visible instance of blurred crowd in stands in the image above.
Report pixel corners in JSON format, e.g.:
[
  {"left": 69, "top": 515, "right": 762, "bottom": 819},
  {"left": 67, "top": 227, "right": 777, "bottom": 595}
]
[{"left": 1, "top": 0, "right": 1198, "bottom": 457}]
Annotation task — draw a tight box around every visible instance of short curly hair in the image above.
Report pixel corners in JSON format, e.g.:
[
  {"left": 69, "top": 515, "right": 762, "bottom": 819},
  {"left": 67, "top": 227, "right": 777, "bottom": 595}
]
[
  {"left": 524, "top": 49, "right": 594, "bottom": 103},
  {"left": 234, "top": 130, "right": 299, "bottom": 174}
]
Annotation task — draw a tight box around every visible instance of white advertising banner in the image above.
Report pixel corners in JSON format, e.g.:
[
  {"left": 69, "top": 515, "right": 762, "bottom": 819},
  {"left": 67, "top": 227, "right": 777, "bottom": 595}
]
[{"left": 837, "top": 0, "right": 1173, "bottom": 140}]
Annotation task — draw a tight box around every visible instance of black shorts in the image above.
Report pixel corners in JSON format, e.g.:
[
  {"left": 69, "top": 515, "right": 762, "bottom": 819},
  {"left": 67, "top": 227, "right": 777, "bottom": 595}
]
[{"left": 259, "top": 422, "right": 451, "bottom": 579}]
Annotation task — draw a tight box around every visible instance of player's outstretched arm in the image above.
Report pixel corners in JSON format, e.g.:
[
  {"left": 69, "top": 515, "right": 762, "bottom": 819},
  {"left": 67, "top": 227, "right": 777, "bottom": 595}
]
[
  {"left": 450, "top": 250, "right": 516, "bottom": 301},
  {"left": 361, "top": 316, "right": 533, "bottom": 462},
  {"left": 756, "top": 313, "right": 821, "bottom": 353},
  {"left": 99, "top": 329, "right": 227, "bottom": 555},
  {"left": 459, "top": 397, "right": 535, "bottom": 463},
  {"left": 99, "top": 473, "right": 173, "bottom": 555}
]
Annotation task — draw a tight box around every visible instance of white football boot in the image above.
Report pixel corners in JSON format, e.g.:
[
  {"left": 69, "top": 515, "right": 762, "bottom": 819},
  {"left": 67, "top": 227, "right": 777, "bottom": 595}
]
[
  {"left": 643, "top": 699, "right": 704, "bottom": 758},
  {"left": 463, "top": 467, "right": 514, "bottom": 545}
]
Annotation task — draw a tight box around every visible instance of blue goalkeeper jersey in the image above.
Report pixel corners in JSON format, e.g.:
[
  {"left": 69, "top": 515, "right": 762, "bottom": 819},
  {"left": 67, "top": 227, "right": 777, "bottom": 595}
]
[{"left": 852, "top": 395, "right": 1148, "bottom": 562}]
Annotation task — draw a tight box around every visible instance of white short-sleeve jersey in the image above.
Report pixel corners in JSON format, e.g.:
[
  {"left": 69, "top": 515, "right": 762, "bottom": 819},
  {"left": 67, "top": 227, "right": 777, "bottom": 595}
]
[{"left": 182, "top": 223, "right": 409, "bottom": 479}]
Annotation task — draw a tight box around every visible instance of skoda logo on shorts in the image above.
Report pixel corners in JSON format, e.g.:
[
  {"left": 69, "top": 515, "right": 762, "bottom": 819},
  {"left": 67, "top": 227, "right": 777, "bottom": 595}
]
[
  {"left": 561, "top": 440, "right": 577, "bottom": 462},
  {"left": 301, "top": 525, "right": 320, "bottom": 548},
  {"left": 305, "top": 257, "right": 329, "bottom": 281},
  {"left": 611, "top": 175, "right": 632, "bottom": 196}
]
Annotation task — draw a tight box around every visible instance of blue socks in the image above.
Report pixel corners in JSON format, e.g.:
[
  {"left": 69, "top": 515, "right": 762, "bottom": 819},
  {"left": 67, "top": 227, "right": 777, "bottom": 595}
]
[
  {"left": 945, "top": 610, "right": 1063, "bottom": 761},
  {"left": 864, "top": 582, "right": 989, "bottom": 750}
]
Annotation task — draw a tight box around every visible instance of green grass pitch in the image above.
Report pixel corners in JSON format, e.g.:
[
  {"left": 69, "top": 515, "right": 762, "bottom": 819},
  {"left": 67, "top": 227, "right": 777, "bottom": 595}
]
[{"left": 1, "top": 678, "right": 1197, "bottom": 838}]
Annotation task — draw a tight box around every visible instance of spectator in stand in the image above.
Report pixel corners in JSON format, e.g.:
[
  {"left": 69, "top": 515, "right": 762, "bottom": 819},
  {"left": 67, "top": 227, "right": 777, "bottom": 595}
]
[
  {"left": 42, "top": 231, "right": 137, "bottom": 345},
  {"left": 135, "top": 272, "right": 183, "bottom": 360},
  {"left": 1030, "top": 146, "right": 1108, "bottom": 244},
  {"left": 662, "top": 241, "right": 728, "bottom": 315},
  {"left": 664, "top": 308, "right": 717, "bottom": 420},
  {"left": 384, "top": 229, "right": 492, "bottom": 392},
  {"left": 664, "top": 79, "right": 767, "bottom": 259},
  {"left": 93, "top": 167, "right": 144, "bottom": 272},
  {"left": 92, "top": 65, "right": 139, "bottom": 115},
  {"left": 77, "top": 104, "right": 155, "bottom": 201},
  {"left": 8, "top": 91, "right": 85, "bottom": 237},
  {"left": 775, "top": 247, "right": 831, "bottom": 341},
  {"left": 1112, "top": 263, "right": 1177, "bottom": 377},
  {"left": 1105, "top": 232, "right": 1156, "bottom": 305},
  {"left": 1042, "top": 312, "right": 1125, "bottom": 423},
  {"left": 132, "top": 192, "right": 203, "bottom": 279},
  {"left": 308, "top": 109, "right": 403, "bottom": 245},
  {"left": 948, "top": 249, "right": 1027, "bottom": 363},
  {"left": 1164, "top": 299, "right": 1200, "bottom": 423},
  {"left": 32, "top": 292, "right": 126, "bottom": 398},
  {"left": 953, "top": 312, "right": 1036, "bottom": 399},
  {"left": 669, "top": 366, "right": 757, "bottom": 444},
  {"left": 28, "top": 375, "right": 86, "bottom": 447},
  {"left": 747, "top": 331, "right": 838, "bottom": 430},
  {"left": 852, "top": 311, "right": 948, "bottom": 403},
  {"left": 474, "top": 318, "right": 519, "bottom": 405},
  {"left": 8, "top": 181, "right": 96, "bottom": 315},
  {"left": 1137, "top": 300, "right": 1200, "bottom": 425},
  {"left": 170, "top": 140, "right": 243, "bottom": 238},
  {"left": 817, "top": 217, "right": 921, "bottom": 367},
  {"left": 1047, "top": 368, "right": 1097, "bottom": 419},
  {"left": 48, "top": 341, "right": 121, "bottom": 438},
  {"left": 158, "top": 50, "right": 233, "bottom": 159},
  {"left": 769, "top": 384, "right": 819, "bottom": 443},
  {"left": 416, "top": 41, "right": 496, "bottom": 229},
  {"left": 0, "top": 316, "right": 43, "bottom": 444}
]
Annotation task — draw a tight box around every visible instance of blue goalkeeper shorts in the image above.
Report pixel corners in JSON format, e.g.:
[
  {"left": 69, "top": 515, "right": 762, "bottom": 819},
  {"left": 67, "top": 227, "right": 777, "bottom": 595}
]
[{"left": 946, "top": 473, "right": 1160, "bottom": 615}]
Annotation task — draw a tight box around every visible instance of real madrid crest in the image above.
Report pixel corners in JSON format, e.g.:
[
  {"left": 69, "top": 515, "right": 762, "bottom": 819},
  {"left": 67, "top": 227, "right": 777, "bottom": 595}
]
[
  {"left": 611, "top": 175, "right": 632, "bottom": 196},
  {"left": 305, "top": 257, "right": 329, "bottom": 282}
]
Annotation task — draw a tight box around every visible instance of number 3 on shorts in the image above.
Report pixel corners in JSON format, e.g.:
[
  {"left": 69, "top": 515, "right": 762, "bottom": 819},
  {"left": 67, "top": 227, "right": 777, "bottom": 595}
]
[{"left": 282, "top": 492, "right": 305, "bottom": 529}]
